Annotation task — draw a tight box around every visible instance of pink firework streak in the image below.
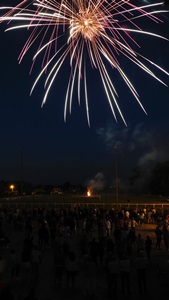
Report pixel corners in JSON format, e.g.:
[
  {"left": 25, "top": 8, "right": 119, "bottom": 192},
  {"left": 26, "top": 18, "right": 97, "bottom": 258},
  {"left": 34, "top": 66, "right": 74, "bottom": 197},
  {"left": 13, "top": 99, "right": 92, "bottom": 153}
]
[{"left": 0, "top": 0, "right": 169, "bottom": 126}]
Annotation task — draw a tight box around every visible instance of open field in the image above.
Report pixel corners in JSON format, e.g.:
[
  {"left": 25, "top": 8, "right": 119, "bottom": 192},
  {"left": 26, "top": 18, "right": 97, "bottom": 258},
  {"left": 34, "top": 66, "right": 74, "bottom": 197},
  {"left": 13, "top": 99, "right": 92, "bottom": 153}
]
[{"left": 0, "top": 193, "right": 169, "bottom": 210}]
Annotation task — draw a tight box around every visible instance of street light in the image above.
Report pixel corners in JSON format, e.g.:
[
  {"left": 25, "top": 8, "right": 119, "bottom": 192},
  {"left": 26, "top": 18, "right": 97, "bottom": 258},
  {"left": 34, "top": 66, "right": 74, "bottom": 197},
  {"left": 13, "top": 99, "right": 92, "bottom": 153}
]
[{"left": 10, "top": 184, "right": 14, "bottom": 193}]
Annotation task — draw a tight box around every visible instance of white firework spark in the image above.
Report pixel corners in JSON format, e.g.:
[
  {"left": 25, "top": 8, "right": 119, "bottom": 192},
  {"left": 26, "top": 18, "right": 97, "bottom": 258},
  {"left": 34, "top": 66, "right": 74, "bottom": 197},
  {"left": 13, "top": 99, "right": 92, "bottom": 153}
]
[{"left": 0, "top": 0, "right": 169, "bottom": 126}]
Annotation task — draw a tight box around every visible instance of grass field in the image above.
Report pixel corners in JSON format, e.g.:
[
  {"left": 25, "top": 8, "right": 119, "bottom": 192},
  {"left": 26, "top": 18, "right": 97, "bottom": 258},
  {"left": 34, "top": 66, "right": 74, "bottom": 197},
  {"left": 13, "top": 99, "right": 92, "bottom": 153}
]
[{"left": 0, "top": 193, "right": 169, "bottom": 210}]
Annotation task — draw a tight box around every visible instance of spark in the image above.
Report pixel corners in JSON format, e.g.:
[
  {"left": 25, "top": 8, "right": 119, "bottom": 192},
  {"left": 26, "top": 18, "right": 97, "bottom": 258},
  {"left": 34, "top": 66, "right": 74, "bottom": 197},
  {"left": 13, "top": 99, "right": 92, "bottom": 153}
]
[{"left": 0, "top": 0, "right": 169, "bottom": 126}]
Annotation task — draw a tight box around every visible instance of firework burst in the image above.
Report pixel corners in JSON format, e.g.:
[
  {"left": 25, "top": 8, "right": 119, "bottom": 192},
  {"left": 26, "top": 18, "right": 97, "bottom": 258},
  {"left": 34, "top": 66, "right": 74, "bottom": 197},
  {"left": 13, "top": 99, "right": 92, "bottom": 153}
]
[{"left": 0, "top": 0, "right": 169, "bottom": 126}]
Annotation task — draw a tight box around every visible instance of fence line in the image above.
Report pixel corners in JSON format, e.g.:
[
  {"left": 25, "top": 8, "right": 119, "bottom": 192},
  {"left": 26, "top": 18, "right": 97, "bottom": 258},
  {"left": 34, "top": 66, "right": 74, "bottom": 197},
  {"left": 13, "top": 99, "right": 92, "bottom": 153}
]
[{"left": 0, "top": 202, "right": 169, "bottom": 209}]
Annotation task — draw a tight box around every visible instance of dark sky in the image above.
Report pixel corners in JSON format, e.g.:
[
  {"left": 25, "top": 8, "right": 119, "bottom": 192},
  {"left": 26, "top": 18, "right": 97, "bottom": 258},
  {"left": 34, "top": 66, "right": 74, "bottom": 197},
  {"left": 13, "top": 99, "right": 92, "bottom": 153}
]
[{"left": 0, "top": 1, "right": 169, "bottom": 190}]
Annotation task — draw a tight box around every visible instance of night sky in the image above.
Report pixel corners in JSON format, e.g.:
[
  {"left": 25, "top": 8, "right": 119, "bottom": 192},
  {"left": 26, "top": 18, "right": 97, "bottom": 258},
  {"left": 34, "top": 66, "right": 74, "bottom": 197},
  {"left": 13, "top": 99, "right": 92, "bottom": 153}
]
[{"left": 0, "top": 1, "right": 169, "bottom": 191}]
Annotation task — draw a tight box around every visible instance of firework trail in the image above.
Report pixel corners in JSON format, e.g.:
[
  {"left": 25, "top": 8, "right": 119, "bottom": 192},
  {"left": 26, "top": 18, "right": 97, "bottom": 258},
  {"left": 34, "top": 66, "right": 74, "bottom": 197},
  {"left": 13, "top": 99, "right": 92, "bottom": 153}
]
[{"left": 0, "top": 0, "right": 169, "bottom": 126}]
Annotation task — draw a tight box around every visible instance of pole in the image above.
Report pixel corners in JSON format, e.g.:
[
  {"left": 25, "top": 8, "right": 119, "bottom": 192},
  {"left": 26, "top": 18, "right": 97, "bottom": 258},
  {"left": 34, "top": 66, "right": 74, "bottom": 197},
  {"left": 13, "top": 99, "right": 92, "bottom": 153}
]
[
  {"left": 114, "top": 145, "right": 118, "bottom": 209},
  {"left": 20, "top": 146, "right": 23, "bottom": 200}
]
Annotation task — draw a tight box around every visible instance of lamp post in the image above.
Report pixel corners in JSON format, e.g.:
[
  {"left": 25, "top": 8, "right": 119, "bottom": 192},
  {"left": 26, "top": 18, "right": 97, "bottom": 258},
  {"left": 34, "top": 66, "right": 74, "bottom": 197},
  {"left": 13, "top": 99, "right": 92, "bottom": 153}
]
[
  {"left": 114, "top": 145, "right": 119, "bottom": 209},
  {"left": 20, "top": 146, "right": 23, "bottom": 199},
  {"left": 10, "top": 184, "right": 14, "bottom": 193}
]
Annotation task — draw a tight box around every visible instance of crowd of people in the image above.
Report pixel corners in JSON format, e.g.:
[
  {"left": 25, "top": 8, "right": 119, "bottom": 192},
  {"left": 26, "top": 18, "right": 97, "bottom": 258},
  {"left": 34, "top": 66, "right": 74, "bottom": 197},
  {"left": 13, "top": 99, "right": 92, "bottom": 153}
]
[{"left": 0, "top": 205, "right": 168, "bottom": 299}]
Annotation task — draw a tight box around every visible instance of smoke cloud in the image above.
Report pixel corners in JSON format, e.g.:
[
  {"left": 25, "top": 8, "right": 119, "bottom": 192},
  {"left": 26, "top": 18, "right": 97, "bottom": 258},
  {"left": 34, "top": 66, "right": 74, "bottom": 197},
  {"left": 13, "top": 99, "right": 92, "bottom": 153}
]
[
  {"left": 86, "top": 172, "right": 105, "bottom": 192},
  {"left": 96, "top": 121, "right": 169, "bottom": 191},
  {"left": 97, "top": 122, "right": 169, "bottom": 167}
]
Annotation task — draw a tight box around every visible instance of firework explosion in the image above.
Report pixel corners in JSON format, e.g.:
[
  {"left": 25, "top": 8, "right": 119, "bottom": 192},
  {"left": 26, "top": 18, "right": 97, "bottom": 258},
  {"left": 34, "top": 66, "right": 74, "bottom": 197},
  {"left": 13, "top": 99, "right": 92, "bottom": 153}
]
[{"left": 0, "top": 0, "right": 169, "bottom": 126}]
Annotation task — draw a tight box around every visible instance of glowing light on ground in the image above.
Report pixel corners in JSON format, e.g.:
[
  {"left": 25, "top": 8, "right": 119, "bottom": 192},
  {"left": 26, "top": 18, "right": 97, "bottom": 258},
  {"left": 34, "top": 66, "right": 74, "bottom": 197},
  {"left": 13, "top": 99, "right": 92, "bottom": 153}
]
[{"left": 87, "top": 189, "right": 91, "bottom": 197}]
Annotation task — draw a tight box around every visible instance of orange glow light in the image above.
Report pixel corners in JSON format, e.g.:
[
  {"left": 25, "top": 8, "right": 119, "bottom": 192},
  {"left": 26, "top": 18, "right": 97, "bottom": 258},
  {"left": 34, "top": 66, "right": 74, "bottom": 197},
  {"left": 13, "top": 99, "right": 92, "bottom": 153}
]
[
  {"left": 10, "top": 184, "right": 14, "bottom": 192},
  {"left": 87, "top": 189, "right": 91, "bottom": 197}
]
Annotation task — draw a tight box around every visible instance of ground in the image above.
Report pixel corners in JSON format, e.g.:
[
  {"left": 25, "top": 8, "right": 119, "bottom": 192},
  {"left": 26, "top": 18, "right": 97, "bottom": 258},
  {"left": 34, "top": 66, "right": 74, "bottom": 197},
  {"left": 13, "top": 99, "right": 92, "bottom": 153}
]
[{"left": 1, "top": 221, "right": 169, "bottom": 300}]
